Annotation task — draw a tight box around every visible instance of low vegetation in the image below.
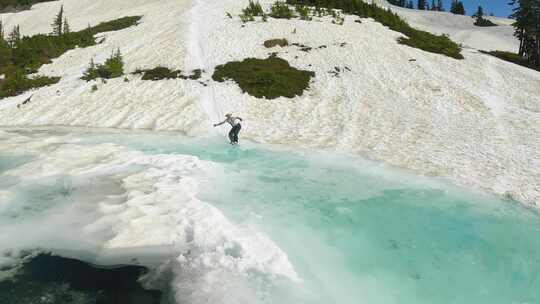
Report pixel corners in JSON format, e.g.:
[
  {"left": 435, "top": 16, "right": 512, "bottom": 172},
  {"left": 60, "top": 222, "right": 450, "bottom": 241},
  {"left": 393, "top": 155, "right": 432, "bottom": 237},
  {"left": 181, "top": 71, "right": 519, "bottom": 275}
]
[
  {"left": 295, "top": 4, "right": 312, "bottom": 20},
  {"left": 243, "top": 0, "right": 264, "bottom": 17},
  {"left": 0, "top": 7, "right": 141, "bottom": 99},
  {"left": 473, "top": 6, "right": 497, "bottom": 27},
  {"left": 286, "top": 0, "right": 463, "bottom": 59},
  {"left": 134, "top": 67, "right": 202, "bottom": 81},
  {"left": 480, "top": 50, "right": 540, "bottom": 72},
  {"left": 239, "top": 1, "right": 343, "bottom": 24},
  {"left": 270, "top": 1, "right": 296, "bottom": 19},
  {"left": 0, "top": 0, "right": 54, "bottom": 12},
  {"left": 81, "top": 49, "right": 124, "bottom": 81},
  {"left": 212, "top": 56, "right": 315, "bottom": 99},
  {"left": 510, "top": 0, "right": 539, "bottom": 68},
  {"left": 474, "top": 18, "right": 497, "bottom": 27},
  {"left": 240, "top": 0, "right": 266, "bottom": 22},
  {"left": 0, "top": 67, "right": 59, "bottom": 98},
  {"left": 264, "top": 38, "right": 289, "bottom": 48}
]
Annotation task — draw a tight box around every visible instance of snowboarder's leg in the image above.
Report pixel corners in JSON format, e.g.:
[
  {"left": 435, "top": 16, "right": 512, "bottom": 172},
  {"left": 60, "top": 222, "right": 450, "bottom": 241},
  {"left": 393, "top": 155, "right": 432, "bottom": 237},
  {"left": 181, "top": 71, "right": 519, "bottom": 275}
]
[
  {"left": 233, "top": 124, "right": 241, "bottom": 143},
  {"left": 228, "top": 128, "right": 235, "bottom": 144}
]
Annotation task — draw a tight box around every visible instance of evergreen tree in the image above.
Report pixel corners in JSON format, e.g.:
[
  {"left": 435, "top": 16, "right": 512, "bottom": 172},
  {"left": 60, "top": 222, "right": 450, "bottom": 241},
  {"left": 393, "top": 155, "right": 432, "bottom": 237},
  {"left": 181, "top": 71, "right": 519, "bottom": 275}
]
[
  {"left": 63, "top": 17, "right": 70, "bottom": 34},
  {"left": 82, "top": 58, "right": 98, "bottom": 80},
  {"left": 509, "top": 0, "right": 540, "bottom": 66},
  {"left": 106, "top": 48, "right": 124, "bottom": 78},
  {"left": 437, "top": 0, "right": 444, "bottom": 11},
  {"left": 0, "top": 20, "right": 4, "bottom": 41},
  {"left": 450, "top": 0, "right": 465, "bottom": 14},
  {"left": 431, "top": 0, "right": 436, "bottom": 10},
  {"left": 0, "top": 42, "right": 9, "bottom": 69},
  {"left": 473, "top": 5, "right": 496, "bottom": 26},
  {"left": 0, "top": 20, "right": 10, "bottom": 70},
  {"left": 51, "top": 5, "right": 63, "bottom": 36},
  {"left": 456, "top": 1, "right": 465, "bottom": 14},
  {"left": 7, "top": 25, "right": 20, "bottom": 48},
  {"left": 418, "top": 0, "right": 426, "bottom": 10},
  {"left": 473, "top": 6, "right": 484, "bottom": 18},
  {"left": 388, "top": 0, "right": 406, "bottom": 7},
  {"left": 406, "top": 1, "right": 414, "bottom": 9}
]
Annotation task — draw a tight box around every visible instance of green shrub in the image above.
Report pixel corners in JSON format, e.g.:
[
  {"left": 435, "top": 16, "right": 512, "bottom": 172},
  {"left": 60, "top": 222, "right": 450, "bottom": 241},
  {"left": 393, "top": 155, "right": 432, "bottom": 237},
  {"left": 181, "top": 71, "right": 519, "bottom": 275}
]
[
  {"left": 0, "top": 0, "right": 53, "bottom": 11},
  {"left": 137, "top": 66, "right": 181, "bottom": 80},
  {"left": 480, "top": 50, "right": 540, "bottom": 72},
  {"left": 87, "top": 16, "right": 142, "bottom": 34},
  {"left": 0, "top": 66, "right": 59, "bottom": 98},
  {"left": 212, "top": 56, "right": 314, "bottom": 99},
  {"left": 134, "top": 67, "right": 202, "bottom": 80},
  {"left": 270, "top": 1, "right": 296, "bottom": 19},
  {"left": 398, "top": 31, "right": 463, "bottom": 60},
  {"left": 474, "top": 17, "right": 497, "bottom": 27},
  {"left": 82, "top": 49, "right": 124, "bottom": 81},
  {"left": 286, "top": 0, "right": 463, "bottom": 59},
  {"left": 240, "top": 13, "right": 255, "bottom": 23},
  {"left": 243, "top": 0, "right": 264, "bottom": 16},
  {"left": 6, "top": 16, "right": 140, "bottom": 74},
  {"left": 240, "top": 0, "right": 264, "bottom": 23},
  {"left": 0, "top": 15, "right": 141, "bottom": 99},
  {"left": 264, "top": 38, "right": 289, "bottom": 48},
  {"left": 104, "top": 49, "right": 124, "bottom": 78},
  {"left": 91, "top": 84, "right": 98, "bottom": 92},
  {"left": 189, "top": 69, "right": 202, "bottom": 80},
  {"left": 296, "top": 4, "right": 312, "bottom": 20}
]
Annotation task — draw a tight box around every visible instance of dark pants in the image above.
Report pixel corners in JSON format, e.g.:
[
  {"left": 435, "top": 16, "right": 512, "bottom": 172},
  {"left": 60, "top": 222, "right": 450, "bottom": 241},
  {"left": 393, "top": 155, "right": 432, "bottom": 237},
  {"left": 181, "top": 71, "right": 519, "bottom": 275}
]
[{"left": 228, "top": 124, "right": 241, "bottom": 143}]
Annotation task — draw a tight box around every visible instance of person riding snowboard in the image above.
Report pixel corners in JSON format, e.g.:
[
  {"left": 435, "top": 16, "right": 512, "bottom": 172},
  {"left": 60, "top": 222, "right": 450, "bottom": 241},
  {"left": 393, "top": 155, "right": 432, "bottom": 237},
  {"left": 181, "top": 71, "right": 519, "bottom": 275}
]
[{"left": 213, "top": 113, "right": 243, "bottom": 144}]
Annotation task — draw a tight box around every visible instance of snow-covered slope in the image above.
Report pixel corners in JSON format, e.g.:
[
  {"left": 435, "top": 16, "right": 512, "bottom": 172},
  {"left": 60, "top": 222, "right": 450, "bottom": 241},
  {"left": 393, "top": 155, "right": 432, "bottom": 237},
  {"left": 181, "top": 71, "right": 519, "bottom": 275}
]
[
  {"left": 0, "top": 0, "right": 208, "bottom": 132},
  {"left": 0, "top": 0, "right": 539, "bottom": 206},
  {"left": 382, "top": 1, "right": 518, "bottom": 52}
]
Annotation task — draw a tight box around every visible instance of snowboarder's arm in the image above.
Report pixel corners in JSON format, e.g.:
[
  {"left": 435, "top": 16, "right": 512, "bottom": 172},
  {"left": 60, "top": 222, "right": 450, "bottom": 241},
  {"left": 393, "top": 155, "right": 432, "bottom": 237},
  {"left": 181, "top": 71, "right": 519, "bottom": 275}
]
[
  {"left": 237, "top": 117, "right": 243, "bottom": 122},
  {"left": 213, "top": 120, "right": 226, "bottom": 127}
]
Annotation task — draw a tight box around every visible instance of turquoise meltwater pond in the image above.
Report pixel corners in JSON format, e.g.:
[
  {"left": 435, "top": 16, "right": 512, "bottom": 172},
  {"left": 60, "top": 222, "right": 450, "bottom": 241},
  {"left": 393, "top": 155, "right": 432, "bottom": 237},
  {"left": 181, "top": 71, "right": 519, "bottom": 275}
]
[{"left": 1, "top": 129, "right": 539, "bottom": 304}]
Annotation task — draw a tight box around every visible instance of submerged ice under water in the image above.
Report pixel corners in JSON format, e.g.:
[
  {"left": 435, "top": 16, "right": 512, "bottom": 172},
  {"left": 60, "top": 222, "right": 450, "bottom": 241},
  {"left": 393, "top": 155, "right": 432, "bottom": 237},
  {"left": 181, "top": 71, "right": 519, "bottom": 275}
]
[{"left": 0, "top": 128, "right": 539, "bottom": 304}]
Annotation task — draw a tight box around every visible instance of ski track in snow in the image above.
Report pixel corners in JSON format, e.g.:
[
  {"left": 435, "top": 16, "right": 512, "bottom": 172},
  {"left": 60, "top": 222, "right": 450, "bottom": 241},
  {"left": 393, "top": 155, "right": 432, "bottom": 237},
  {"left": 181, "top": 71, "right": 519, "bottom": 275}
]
[{"left": 0, "top": 0, "right": 538, "bottom": 208}]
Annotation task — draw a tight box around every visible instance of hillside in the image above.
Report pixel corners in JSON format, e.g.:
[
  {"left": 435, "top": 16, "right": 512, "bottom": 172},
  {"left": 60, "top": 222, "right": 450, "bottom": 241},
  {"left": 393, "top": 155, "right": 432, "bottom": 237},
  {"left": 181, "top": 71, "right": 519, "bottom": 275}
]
[{"left": 0, "top": 0, "right": 538, "bottom": 207}]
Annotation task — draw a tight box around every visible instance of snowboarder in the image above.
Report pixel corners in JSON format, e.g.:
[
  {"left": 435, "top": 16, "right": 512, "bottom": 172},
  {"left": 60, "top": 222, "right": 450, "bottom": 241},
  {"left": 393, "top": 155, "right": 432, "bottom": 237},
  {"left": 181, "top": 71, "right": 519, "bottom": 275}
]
[{"left": 213, "top": 113, "right": 243, "bottom": 144}]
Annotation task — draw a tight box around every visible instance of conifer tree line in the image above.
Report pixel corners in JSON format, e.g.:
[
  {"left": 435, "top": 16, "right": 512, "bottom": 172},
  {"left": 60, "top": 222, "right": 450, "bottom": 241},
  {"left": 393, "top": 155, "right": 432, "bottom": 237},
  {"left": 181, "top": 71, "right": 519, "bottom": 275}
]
[
  {"left": 51, "top": 5, "right": 70, "bottom": 36},
  {"left": 510, "top": 0, "right": 540, "bottom": 67},
  {"left": 389, "top": 0, "right": 444, "bottom": 11},
  {"left": 0, "top": 0, "right": 53, "bottom": 11},
  {"left": 450, "top": 0, "right": 465, "bottom": 15},
  {"left": 388, "top": 0, "right": 414, "bottom": 9},
  {"left": 472, "top": 5, "right": 496, "bottom": 26},
  {"left": 0, "top": 5, "right": 70, "bottom": 50}
]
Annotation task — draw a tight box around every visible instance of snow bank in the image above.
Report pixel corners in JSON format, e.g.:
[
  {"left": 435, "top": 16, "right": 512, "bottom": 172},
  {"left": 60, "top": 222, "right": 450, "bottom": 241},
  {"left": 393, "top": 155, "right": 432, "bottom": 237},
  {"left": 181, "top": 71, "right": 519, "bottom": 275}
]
[
  {"left": 382, "top": 1, "right": 518, "bottom": 52},
  {"left": 0, "top": 0, "right": 538, "bottom": 206}
]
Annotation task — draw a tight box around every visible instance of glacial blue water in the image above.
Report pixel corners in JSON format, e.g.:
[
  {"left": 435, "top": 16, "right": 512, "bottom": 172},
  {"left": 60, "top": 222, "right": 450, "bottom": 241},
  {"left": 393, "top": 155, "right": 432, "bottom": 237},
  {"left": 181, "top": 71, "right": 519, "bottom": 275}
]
[{"left": 1, "top": 129, "right": 539, "bottom": 304}]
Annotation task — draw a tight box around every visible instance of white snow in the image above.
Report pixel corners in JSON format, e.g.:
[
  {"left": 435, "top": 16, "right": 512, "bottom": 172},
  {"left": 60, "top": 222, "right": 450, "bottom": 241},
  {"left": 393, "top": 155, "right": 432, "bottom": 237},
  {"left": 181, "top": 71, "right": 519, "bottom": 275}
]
[
  {"left": 382, "top": 1, "right": 519, "bottom": 52},
  {"left": 0, "top": 0, "right": 538, "bottom": 207}
]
